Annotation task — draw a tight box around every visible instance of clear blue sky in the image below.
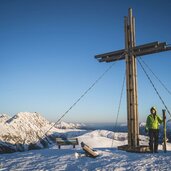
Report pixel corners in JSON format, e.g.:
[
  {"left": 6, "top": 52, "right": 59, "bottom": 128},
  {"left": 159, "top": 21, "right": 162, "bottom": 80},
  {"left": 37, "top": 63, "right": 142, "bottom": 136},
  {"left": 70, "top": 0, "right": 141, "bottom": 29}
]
[{"left": 0, "top": 0, "right": 171, "bottom": 123}]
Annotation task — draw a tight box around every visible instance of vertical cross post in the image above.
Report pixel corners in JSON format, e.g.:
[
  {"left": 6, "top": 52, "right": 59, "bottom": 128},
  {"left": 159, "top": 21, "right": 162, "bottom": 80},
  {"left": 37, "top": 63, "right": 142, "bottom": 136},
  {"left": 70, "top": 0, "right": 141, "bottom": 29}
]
[{"left": 125, "top": 8, "right": 139, "bottom": 148}]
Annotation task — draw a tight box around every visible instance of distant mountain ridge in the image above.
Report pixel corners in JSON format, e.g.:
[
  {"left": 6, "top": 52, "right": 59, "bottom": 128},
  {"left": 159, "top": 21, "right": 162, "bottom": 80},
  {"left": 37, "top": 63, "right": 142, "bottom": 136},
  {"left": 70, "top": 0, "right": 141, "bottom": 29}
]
[{"left": 54, "top": 121, "right": 85, "bottom": 129}]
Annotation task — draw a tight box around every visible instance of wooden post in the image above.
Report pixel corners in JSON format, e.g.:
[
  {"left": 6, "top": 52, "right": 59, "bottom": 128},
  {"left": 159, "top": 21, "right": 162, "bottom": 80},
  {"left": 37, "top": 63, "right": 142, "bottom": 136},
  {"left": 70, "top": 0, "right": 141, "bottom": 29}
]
[
  {"left": 125, "top": 16, "right": 131, "bottom": 146},
  {"left": 125, "top": 8, "right": 139, "bottom": 148},
  {"left": 133, "top": 16, "right": 139, "bottom": 145},
  {"left": 162, "top": 109, "right": 167, "bottom": 153}
]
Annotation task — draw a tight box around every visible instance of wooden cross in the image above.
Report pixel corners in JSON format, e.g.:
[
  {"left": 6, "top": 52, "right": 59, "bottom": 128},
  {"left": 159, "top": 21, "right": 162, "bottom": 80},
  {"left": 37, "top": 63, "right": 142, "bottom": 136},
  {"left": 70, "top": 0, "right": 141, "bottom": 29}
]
[{"left": 95, "top": 8, "right": 171, "bottom": 151}]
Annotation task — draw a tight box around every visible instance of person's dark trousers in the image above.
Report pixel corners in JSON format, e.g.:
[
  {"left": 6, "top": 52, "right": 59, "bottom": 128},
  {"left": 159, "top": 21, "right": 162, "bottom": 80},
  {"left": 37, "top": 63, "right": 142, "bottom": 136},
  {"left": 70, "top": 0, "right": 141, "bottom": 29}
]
[{"left": 149, "top": 129, "right": 159, "bottom": 153}]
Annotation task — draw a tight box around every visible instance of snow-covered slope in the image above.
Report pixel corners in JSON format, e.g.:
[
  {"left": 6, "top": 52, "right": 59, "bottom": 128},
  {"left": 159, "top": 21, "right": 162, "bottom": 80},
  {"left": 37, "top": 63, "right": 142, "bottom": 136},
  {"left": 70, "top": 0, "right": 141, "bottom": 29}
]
[
  {"left": 78, "top": 130, "right": 148, "bottom": 148},
  {"left": 0, "top": 114, "right": 10, "bottom": 123},
  {"left": 0, "top": 112, "right": 85, "bottom": 153}
]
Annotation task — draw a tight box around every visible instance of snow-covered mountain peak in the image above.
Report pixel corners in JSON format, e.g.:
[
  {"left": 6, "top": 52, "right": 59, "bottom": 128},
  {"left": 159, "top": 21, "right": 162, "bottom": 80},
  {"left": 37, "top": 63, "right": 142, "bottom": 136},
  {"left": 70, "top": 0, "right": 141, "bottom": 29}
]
[
  {"left": 0, "top": 112, "right": 85, "bottom": 153},
  {"left": 6, "top": 112, "right": 50, "bottom": 128},
  {"left": 0, "top": 114, "right": 10, "bottom": 123}
]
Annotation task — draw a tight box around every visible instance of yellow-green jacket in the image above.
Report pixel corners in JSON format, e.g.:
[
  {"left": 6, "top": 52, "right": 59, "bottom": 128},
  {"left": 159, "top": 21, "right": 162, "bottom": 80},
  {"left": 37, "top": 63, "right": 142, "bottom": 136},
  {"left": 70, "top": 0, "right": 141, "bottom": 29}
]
[{"left": 146, "top": 114, "right": 163, "bottom": 130}]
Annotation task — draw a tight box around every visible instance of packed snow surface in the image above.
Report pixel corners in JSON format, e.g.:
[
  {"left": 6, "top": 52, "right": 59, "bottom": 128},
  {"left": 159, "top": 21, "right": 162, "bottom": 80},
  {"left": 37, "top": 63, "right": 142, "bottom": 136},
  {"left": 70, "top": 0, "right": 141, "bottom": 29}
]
[{"left": 0, "top": 129, "right": 171, "bottom": 171}]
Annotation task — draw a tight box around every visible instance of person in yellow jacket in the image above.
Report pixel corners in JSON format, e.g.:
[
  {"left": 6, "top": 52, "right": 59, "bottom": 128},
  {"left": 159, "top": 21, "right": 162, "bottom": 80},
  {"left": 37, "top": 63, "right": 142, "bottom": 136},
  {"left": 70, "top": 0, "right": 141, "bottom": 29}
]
[{"left": 145, "top": 106, "right": 163, "bottom": 153}]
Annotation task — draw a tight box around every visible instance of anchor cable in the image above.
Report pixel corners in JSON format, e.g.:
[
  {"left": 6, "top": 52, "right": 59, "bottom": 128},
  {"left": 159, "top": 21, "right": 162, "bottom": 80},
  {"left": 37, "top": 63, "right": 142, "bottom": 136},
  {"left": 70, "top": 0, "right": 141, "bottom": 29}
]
[
  {"left": 139, "top": 57, "right": 171, "bottom": 96},
  {"left": 42, "top": 52, "right": 126, "bottom": 139},
  {"left": 137, "top": 58, "right": 171, "bottom": 118},
  {"left": 111, "top": 70, "right": 126, "bottom": 147}
]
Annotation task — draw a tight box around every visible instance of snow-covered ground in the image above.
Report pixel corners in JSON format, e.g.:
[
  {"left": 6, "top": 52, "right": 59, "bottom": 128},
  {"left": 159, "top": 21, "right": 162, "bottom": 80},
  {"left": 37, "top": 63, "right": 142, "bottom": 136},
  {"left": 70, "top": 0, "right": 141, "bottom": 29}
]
[{"left": 0, "top": 129, "right": 171, "bottom": 171}]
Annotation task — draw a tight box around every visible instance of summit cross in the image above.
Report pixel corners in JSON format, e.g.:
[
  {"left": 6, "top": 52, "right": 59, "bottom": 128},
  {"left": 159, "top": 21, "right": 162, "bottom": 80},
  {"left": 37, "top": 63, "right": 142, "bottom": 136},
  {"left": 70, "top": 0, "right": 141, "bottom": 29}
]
[{"left": 95, "top": 8, "right": 171, "bottom": 151}]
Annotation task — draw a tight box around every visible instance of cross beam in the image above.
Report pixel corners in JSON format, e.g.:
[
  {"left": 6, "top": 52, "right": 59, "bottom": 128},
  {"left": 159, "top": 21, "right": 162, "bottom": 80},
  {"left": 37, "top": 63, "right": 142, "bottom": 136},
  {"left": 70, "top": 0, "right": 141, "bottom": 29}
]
[
  {"left": 95, "top": 41, "right": 171, "bottom": 62},
  {"left": 95, "top": 8, "right": 171, "bottom": 151}
]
